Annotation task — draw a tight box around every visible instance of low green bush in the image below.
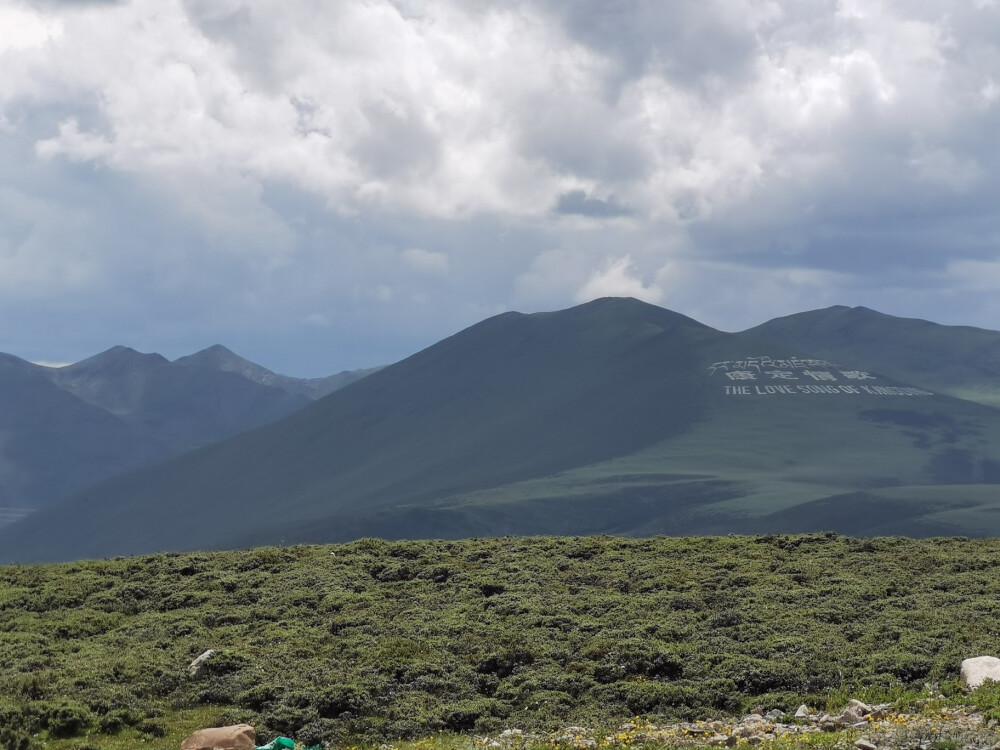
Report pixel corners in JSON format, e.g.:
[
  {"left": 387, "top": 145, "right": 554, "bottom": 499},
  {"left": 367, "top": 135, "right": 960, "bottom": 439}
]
[{"left": 4, "top": 535, "right": 1000, "bottom": 743}]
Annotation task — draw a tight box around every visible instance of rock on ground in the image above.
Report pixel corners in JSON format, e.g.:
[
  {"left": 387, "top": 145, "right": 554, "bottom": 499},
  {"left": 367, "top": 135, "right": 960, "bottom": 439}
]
[
  {"left": 961, "top": 656, "right": 1000, "bottom": 690},
  {"left": 181, "top": 724, "right": 255, "bottom": 750},
  {"left": 188, "top": 649, "right": 216, "bottom": 678}
]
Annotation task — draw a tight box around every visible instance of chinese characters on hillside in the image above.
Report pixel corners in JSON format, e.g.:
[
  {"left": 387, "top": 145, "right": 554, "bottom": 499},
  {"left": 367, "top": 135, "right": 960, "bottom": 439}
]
[{"left": 707, "top": 356, "right": 933, "bottom": 397}]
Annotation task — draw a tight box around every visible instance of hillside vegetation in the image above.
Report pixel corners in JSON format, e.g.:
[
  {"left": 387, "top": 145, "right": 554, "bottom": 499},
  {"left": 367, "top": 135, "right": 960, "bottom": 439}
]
[{"left": 4, "top": 535, "right": 1000, "bottom": 749}]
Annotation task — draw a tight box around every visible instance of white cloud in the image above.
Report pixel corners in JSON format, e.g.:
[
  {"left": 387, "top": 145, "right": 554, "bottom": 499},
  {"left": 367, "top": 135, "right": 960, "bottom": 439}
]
[
  {"left": 981, "top": 78, "right": 1000, "bottom": 105},
  {"left": 0, "top": 4, "right": 62, "bottom": 52},
  {"left": 651, "top": 259, "right": 854, "bottom": 331},
  {"left": 35, "top": 118, "right": 112, "bottom": 161},
  {"left": 8, "top": 0, "right": 998, "bottom": 236},
  {"left": 575, "top": 256, "right": 663, "bottom": 305},
  {"left": 3, "top": 0, "right": 1000, "bottom": 371}
]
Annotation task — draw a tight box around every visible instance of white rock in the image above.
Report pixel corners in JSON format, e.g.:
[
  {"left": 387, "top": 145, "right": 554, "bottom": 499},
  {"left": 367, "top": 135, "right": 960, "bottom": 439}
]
[
  {"left": 854, "top": 738, "right": 877, "bottom": 750},
  {"left": 848, "top": 699, "right": 872, "bottom": 716},
  {"left": 794, "top": 705, "right": 810, "bottom": 719},
  {"left": 961, "top": 656, "right": 1000, "bottom": 690},
  {"left": 188, "top": 649, "right": 216, "bottom": 678}
]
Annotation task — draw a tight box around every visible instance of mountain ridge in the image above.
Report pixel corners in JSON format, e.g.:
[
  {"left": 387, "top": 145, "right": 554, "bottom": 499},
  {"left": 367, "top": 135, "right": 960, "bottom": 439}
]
[
  {"left": 749, "top": 305, "right": 1000, "bottom": 407},
  {"left": 4, "top": 296, "right": 1000, "bottom": 563},
  {"left": 0, "top": 344, "right": 379, "bottom": 514}
]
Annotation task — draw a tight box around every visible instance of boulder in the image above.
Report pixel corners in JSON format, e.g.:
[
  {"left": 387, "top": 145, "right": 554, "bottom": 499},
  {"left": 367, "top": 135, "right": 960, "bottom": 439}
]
[
  {"left": 188, "top": 649, "right": 216, "bottom": 678},
  {"left": 181, "top": 724, "right": 255, "bottom": 750},
  {"left": 847, "top": 699, "right": 872, "bottom": 716},
  {"left": 961, "top": 656, "right": 1000, "bottom": 690},
  {"left": 839, "top": 706, "right": 866, "bottom": 726},
  {"left": 854, "top": 738, "right": 878, "bottom": 750},
  {"left": 818, "top": 714, "right": 836, "bottom": 731},
  {"left": 794, "top": 705, "right": 810, "bottom": 719}
]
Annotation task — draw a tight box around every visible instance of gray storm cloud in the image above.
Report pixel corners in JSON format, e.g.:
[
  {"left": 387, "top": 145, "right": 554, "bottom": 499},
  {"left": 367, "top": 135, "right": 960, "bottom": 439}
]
[{"left": 1, "top": 0, "right": 999, "bottom": 372}]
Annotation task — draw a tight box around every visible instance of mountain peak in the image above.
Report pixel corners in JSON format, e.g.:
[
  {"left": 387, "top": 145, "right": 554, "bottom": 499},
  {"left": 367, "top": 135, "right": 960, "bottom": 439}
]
[
  {"left": 558, "top": 296, "right": 715, "bottom": 332},
  {"left": 175, "top": 344, "right": 279, "bottom": 385},
  {"left": 68, "top": 346, "right": 169, "bottom": 371},
  {"left": 177, "top": 344, "right": 254, "bottom": 368}
]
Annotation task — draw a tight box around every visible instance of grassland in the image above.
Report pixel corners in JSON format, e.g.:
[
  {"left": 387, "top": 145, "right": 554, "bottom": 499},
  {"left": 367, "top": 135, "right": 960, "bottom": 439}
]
[{"left": 6, "top": 535, "right": 1000, "bottom": 750}]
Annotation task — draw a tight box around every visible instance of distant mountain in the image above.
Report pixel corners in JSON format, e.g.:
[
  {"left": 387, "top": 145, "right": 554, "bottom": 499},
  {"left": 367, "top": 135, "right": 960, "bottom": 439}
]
[
  {"left": 750, "top": 306, "right": 1000, "bottom": 408},
  {"left": 0, "top": 352, "right": 176, "bottom": 512},
  {"left": 174, "top": 344, "right": 381, "bottom": 400},
  {"left": 48, "top": 346, "right": 312, "bottom": 447},
  {"left": 0, "top": 346, "right": 378, "bottom": 514},
  {"left": 4, "top": 297, "right": 1000, "bottom": 563}
]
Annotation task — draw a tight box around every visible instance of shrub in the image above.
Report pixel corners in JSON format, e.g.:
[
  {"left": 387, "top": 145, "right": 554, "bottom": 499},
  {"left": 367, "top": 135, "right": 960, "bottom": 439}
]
[
  {"left": 96, "top": 708, "right": 139, "bottom": 734},
  {"left": 136, "top": 720, "right": 167, "bottom": 737},
  {"left": 0, "top": 729, "right": 37, "bottom": 750},
  {"left": 41, "top": 700, "right": 93, "bottom": 738},
  {"left": 315, "top": 685, "right": 372, "bottom": 718}
]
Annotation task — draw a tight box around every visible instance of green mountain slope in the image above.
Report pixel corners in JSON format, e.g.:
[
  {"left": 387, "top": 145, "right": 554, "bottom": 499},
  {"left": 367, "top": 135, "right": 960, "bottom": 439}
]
[
  {"left": 0, "top": 353, "right": 177, "bottom": 511},
  {"left": 749, "top": 305, "right": 1000, "bottom": 408},
  {"left": 3, "top": 297, "right": 1000, "bottom": 563},
  {"left": 0, "top": 345, "right": 377, "bottom": 515}
]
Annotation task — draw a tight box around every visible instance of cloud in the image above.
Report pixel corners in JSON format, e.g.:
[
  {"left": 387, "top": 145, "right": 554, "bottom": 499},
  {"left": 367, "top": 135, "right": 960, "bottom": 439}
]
[
  {"left": 3, "top": 0, "right": 1000, "bottom": 373},
  {"left": 0, "top": 5, "right": 63, "bottom": 52},
  {"left": 555, "top": 190, "right": 630, "bottom": 218},
  {"left": 575, "top": 256, "right": 663, "bottom": 305}
]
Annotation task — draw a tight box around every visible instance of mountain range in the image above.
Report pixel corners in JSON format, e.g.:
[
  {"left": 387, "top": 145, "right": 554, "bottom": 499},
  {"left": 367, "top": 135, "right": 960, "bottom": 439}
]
[
  {"left": 0, "top": 345, "right": 377, "bottom": 516},
  {"left": 2, "top": 297, "right": 1000, "bottom": 563}
]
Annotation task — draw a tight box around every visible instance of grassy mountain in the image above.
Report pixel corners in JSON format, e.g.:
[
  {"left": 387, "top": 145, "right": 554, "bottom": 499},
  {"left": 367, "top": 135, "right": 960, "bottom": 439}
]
[
  {"left": 49, "top": 345, "right": 313, "bottom": 446},
  {"left": 0, "top": 353, "right": 176, "bottom": 513},
  {"left": 0, "top": 346, "right": 376, "bottom": 516},
  {"left": 4, "top": 297, "right": 1000, "bottom": 563},
  {"left": 749, "top": 305, "right": 1000, "bottom": 408}
]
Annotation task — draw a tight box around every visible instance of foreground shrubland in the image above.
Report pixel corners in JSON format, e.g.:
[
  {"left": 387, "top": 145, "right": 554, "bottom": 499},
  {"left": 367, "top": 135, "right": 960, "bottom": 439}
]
[{"left": 5, "top": 534, "right": 1000, "bottom": 749}]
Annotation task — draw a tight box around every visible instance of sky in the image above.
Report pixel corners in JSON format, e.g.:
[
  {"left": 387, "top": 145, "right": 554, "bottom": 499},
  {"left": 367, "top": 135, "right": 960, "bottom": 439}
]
[{"left": 2, "top": 0, "right": 1000, "bottom": 376}]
